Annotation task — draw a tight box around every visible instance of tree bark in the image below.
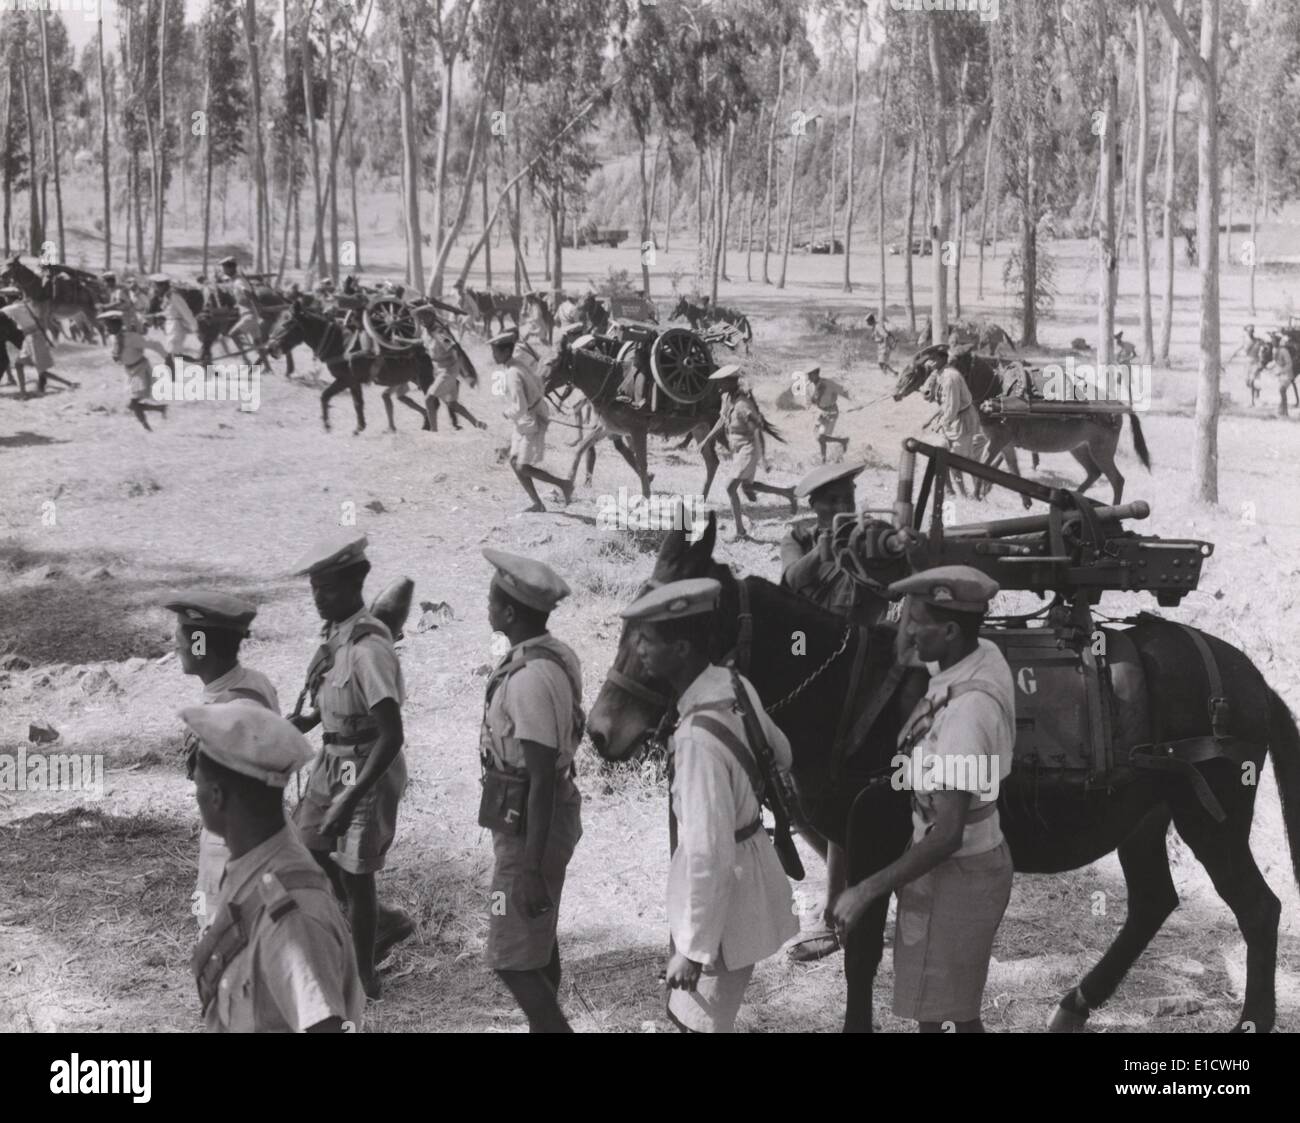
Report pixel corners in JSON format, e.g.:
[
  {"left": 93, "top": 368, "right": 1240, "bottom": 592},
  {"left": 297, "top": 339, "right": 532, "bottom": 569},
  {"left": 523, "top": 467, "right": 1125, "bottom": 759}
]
[
  {"left": 1097, "top": 19, "right": 1119, "bottom": 368},
  {"left": 876, "top": 73, "right": 890, "bottom": 319},
  {"left": 1249, "top": 108, "right": 1261, "bottom": 316},
  {"left": 396, "top": 30, "right": 423, "bottom": 288},
  {"left": 778, "top": 67, "right": 804, "bottom": 290},
  {"left": 1158, "top": 0, "right": 1183, "bottom": 364},
  {"left": 1135, "top": 0, "right": 1154, "bottom": 362},
  {"left": 762, "top": 44, "right": 786, "bottom": 285},
  {"left": 842, "top": 21, "right": 861, "bottom": 293},
  {"left": 977, "top": 106, "right": 994, "bottom": 301},
  {"left": 1156, "top": 0, "right": 1220, "bottom": 502},
  {"left": 34, "top": 12, "right": 63, "bottom": 262},
  {"left": 243, "top": 0, "right": 268, "bottom": 273},
  {"left": 904, "top": 135, "right": 917, "bottom": 334},
  {"left": 19, "top": 41, "right": 41, "bottom": 254},
  {"left": 97, "top": 18, "right": 111, "bottom": 268}
]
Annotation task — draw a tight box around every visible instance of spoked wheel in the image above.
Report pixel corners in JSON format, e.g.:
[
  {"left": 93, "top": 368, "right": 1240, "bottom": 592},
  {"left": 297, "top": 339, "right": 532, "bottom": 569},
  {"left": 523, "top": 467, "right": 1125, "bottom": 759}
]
[
  {"left": 650, "top": 327, "right": 713, "bottom": 404},
  {"left": 363, "top": 296, "right": 422, "bottom": 351}
]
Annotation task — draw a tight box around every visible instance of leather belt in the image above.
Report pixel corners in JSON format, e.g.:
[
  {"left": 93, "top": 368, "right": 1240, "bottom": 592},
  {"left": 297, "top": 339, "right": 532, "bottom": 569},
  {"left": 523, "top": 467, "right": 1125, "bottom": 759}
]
[{"left": 734, "top": 818, "right": 762, "bottom": 843}]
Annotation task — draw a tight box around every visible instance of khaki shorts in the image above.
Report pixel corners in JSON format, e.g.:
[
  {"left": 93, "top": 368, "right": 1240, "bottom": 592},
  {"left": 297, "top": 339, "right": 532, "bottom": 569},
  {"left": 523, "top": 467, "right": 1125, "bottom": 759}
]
[
  {"left": 510, "top": 425, "right": 547, "bottom": 467},
  {"left": 728, "top": 439, "right": 759, "bottom": 483},
  {"left": 431, "top": 367, "right": 459, "bottom": 402},
  {"left": 294, "top": 748, "right": 407, "bottom": 874},
  {"left": 667, "top": 954, "right": 755, "bottom": 1034},
  {"left": 815, "top": 409, "right": 838, "bottom": 438},
  {"left": 484, "top": 778, "right": 582, "bottom": 971},
  {"left": 892, "top": 839, "right": 1012, "bottom": 1023}
]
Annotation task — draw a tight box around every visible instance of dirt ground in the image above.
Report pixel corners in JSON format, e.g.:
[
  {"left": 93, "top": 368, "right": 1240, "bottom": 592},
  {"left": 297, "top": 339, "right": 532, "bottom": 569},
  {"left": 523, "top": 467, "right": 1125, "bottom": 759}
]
[{"left": 2, "top": 225, "right": 1299, "bottom": 1033}]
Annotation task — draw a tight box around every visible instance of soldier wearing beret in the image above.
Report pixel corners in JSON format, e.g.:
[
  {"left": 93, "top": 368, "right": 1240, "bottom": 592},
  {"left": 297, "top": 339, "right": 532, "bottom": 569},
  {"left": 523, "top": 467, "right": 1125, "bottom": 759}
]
[
  {"left": 702, "top": 365, "right": 797, "bottom": 542},
  {"left": 479, "top": 548, "right": 584, "bottom": 1032},
  {"left": 184, "top": 702, "right": 363, "bottom": 1032},
  {"left": 831, "top": 565, "right": 1015, "bottom": 1033},
  {"left": 165, "top": 592, "right": 280, "bottom": 931},
  {"left": 98, "top": 310, "right": 169, "bottom": 431},
  {"left": 493, "top": 330, "right": 573, "bottom": 513},
  {"left": 289, "top": 532, "right": 413, "bottom": 999},
  {"left": 622, "top": 578, "right": 799, "bottom": 1033}
]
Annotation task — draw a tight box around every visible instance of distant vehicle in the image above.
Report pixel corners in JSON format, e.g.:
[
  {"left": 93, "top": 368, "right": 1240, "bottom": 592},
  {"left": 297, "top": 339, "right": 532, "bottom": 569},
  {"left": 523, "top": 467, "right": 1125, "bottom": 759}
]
[
  {"left": 809, "top": 239, "right": 844, "bottom": 255},
  {"left": 561, "top": 223, "right": 629, "bottom": 249}
]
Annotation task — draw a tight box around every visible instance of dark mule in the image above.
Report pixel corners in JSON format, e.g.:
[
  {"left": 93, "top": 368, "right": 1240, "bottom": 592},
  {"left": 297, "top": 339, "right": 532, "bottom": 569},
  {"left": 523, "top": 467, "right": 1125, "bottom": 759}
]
[
  {"left": 895, "top": 345, "right": 1151, "bottom": 508},
  {"left": 541, "top": 340, "right": 722, "bottom": 499},
  {"left": 586, "top": 516, "right": 1300, "bottom": 1033},
  {"left": 266, "top": 303, "right": 434, "bottom": 434},
  {"left": 2, "top": 257, "right": 101, "bottom": 342},
  {"left": 670, "top": 295, "right": 753, "bottom": 351}
]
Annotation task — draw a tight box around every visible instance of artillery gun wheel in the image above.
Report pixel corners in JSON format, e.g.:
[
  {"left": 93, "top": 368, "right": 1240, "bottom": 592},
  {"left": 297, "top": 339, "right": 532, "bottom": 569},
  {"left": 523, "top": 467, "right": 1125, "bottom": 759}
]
[
  {"left": 649, "top": 328, "right": 713, "bottom": 404},
  {"left": 363, "top": 295, "right": 422, "bottom": 351}
]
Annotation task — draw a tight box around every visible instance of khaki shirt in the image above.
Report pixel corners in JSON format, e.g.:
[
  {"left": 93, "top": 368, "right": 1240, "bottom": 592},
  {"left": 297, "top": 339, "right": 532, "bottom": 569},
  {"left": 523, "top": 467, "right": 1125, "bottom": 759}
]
[
  {"left": 779, "top": 521, "right": 861, "bottom": 620},
  {"left": 900, "top": 639, "right": 1015, "bottom": 857},
  {"left": 723, "top": 392, "right": 760, "bottom": 447},
  {"left": 203, "top": 826, "right": 363, "bottom": 1032},
  {"left": 667, "top": 665, "right": 799, "bottom": 969},
  {"left": 501, "top": 362, "right": 550, "bottom": 435},
  {"left": 808, "top": 378, "right": 845, "bottom": 413},
  {"left": 317, "top": 609, "right": 405, "bottom": 744},
  {"left": 115, "top": 331, "right": 167, "bottom": 374},
  {"left": 935, "top": 365, "right": 981, "bottom": 443},
  {"left": 202, "top": 663, "right": 280, "bottom": 709},
  {"left": 481, "top": 634, "right": 582, "bottom": 773}
]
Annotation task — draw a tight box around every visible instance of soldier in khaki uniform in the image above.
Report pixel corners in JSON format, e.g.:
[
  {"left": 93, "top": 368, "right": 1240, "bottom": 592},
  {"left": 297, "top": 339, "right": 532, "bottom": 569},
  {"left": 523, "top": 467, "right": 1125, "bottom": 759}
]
[
  {"left": 801, "top": 367, "right": 851, "bottom": 463},
  {"left": 832, "top": 566, "right": 1015, "bottom": 1033},
  {"left": 479, "top": 549, "right": 584, "bottom": 1033},
  {"left": 289, "top": 532, "right": 413, "bottom": 999},
  {"left": 97, "top": 310, "right": 169, "bottom": 431},
  {"left": 164, "top": 591, "right": 280, "bottom": 932},
  {"left": 702, "top": 364, "right": 797, "bottom": 541},
  {"left": 184, "top": 701, "right": 363, "bottom": 1032},
  {"left": 622, "top": 578, "right": 799, "bottom": 1033}
]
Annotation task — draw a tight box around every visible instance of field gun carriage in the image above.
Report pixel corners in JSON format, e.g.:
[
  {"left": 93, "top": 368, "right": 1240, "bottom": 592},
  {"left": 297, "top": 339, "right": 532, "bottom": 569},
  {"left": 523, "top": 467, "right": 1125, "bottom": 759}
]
[{"left": 823, "top": 440, "right": 1232, "bottom": 805}]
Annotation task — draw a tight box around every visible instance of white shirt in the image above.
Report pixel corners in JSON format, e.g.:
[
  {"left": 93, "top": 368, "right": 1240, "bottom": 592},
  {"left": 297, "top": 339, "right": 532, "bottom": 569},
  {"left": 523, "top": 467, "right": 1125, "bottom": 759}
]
[{"left": 667, "top": 665, "right": 799, "bottom": 969}]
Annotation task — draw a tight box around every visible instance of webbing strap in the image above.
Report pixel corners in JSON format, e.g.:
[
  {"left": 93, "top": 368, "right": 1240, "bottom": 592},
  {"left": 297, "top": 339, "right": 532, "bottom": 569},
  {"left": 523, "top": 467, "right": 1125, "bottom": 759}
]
[{"left": 690, "top": 714, "right": 766, "bottom": 806}]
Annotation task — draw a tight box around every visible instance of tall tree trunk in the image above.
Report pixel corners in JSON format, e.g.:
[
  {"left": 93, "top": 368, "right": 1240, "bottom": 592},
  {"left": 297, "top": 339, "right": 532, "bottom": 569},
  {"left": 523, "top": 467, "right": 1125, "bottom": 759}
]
[
  {"left": 396, "top": 33, "right": 423, "bottom": 288},
  {"left": 977, "top": 108, "right": 994, "bottom": 301},
  {"left": 842, "top": 22, "right": 861, "bottom": 292},
  {"left": 709, "top": 124, "right": 731, "bottom": 302},
  {"left": 430, "top": 53, "right": 455, "bottom": 285},
  {"left": 202, "top": 69, "right": 212, "bottom": 276},
  {"left": 20, "top": 45, "right": 41, "bottom": 254},
  {"left": 1249, "top": 109, "right": 1262, "bottom": 316},
  {"left": 1020, "top": 149, "right": 1038, "bottom": 346},
  {"left": 762, "top": 44, "right": 786, "bottom": 285},
  {"left": 99, "top": 18, "right": 112, "bottom": 268},
  {"left": 952, "top": 58, "right": 969, "bottom": 321},
  {"left": 2, "top": 70, "right": 13, "bottom": 260},
  {"left": 34, "top": 12, "right": 62, "bottom": 261},
  {"left": 903, "top": 135, "right": 917, "bottom": 334},
  {"left": 1224, "top": 163, "right": 1234, "bottom": 263},
  {"left": 326, "top": 24, "right": 339, "bottom": 279},
  {"left": 664, "top": 159, "right": 673, "bottom": 253},
  {"left": 243, "top": 0, "right": 268, "bottom": 273},
  {"left": 349, "top": 113, "right": 360, "bottom": 269},
  {"left": 778, "top": 67, "right": 804, "bottom": 290},
  {"left": 1097, "top": 17, "right": 1119, "bottom": 368},
  {"left": 638, "top": 132, "right": 652, "bottom": 294},
  {"left": 1135, "top": 0, "right": 1154, "bottom": 362},
  {"left": 721, "top": 120, "right": 736, "bottom": 282},
  {"left": 482, "top": 153, "right": 492, "bottom": 288},
  {"left": 152, "top": 0, "right": 168, "bottom": 272},
  {"left": 1158, "top": 0, "right": 1183, "bottom": 364},
  {"left": 876, "top": 74, "right": 890, "bottom": 319}
]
